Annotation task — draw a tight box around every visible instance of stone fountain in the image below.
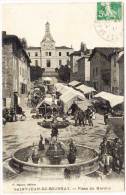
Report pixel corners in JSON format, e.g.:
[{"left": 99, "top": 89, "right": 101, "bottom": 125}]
[{"left": 4, "top": 124, "right": 99, "bottom": 179}]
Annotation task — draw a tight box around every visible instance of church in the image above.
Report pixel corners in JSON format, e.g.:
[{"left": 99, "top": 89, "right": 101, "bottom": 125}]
[{"left": 27, "top": 22, "right": 73, "bottom": 75}]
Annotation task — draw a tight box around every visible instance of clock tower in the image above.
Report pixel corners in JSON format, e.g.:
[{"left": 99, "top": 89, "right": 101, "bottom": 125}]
[
  {"left": 41, "top": 22, "right": 55, "bottom": 50},
  {"left": 27, "top": 22, "right": 73, "bottom": 75}
]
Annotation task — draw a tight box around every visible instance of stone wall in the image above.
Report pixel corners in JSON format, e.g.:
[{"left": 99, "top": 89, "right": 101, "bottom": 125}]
[
  {"left": 3, "top": 40, "right": 31, "bottom": 108},
  {"left": 2, "top": 44, "right": 14, "bottom": 98},
  {"left": 90, "top": 52, "right": 111, "bottom": 92}
]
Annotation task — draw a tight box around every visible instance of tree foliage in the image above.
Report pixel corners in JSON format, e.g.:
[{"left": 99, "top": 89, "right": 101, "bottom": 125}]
[
  {"left": 58, "top": 65, "right": 70, "bottom": 82},
  {"left": 30, "top": 66, "right": 43, "bottom": 81}
]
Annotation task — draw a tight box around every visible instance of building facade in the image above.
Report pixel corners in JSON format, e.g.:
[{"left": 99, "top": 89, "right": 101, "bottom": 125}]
[
  {"left": 70, "top": 43, "right": 91, "bottom": 83},
  {"left": 111, "top": 50, "right": 124, "bottom": 95},
  {"left": 2, "top": 31, "right": 31, "bottom": 108},
  {"left": 76, "top": 54, "right": 91, "bottom": 83},
  {"left": 89, "top": 48, "right": 114, "bottom": 92},
  {"left": 27, "top": 22, "right": 73, "bottom": 76},
  {"left": 70, "top": 50, "right": 82, "bottom": 81},
  {"left": 89, "top": 47, "right": 124, "bottom": 94}
]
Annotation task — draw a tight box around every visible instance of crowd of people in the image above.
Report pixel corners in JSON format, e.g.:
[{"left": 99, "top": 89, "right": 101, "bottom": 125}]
[
  {"left": 3, "top": 105, "right": 26, "bottom": 125},
  {"left": 70, "top": 103, "right": 96, "bottom": 127},
  {"left": 99, "top": 137, "right": 124, "bottom": 175},
  {"left": 3, "top": 83, "right": 124, "bottom": 177}
]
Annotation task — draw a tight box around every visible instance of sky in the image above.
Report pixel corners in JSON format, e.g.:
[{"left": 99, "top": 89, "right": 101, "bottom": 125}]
[{"left": 2, "top": 2, "right": 123, "bottom": 50}]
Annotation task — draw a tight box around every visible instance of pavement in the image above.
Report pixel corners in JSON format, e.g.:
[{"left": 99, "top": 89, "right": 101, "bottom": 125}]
[
  {"left": 3, "top": 106, "right": 124, "bottom": 185},
  {"left": 3, "top": 107, "right": 116, "bottom": 159}
]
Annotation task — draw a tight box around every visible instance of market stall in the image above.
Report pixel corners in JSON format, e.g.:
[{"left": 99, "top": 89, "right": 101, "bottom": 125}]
[
  {"left": 76, "top": 84, "right": 96, "bottom": 99},
  {"left": 68, "top": 80, "right": 81, "bottom": 87},
  {"left": 94, "top": 91, "right": 124, "bottom": 108},
  {"left": 60, "top": 89, "right": 85, "bottom": 113}
]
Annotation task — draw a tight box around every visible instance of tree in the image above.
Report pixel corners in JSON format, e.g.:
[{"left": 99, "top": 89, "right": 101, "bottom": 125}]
[
  {"left": 30, "top": 66, "right": 42, "bottom": 82},
  {"left": 58, "top": 65, "right": 70, "bottom": 82}
]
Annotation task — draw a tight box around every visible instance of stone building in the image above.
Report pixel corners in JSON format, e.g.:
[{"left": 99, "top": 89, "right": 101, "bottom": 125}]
[
  {"left": 69, "top": 50, "right": 82, "bottom": 81},
  {"left": 89, "top": 47, "right": 124, "bottom": 93},
  {"left": 76, "top": 54, "right": 91, "bottom": 83},
  {"left": 111, "top": 50, "right": 124, "bottom": 95},
  {"left": 27, "top": 22, "right": 73, "bottom": 78},
  {"left": 89, "top": 48, "right": 114, "bottom": 92},
  {"left": 70, "top": 43, "right": 91, "bottom": 83},
  {"left": 2, "top": 31, "right": 31, "bottom": 108}
]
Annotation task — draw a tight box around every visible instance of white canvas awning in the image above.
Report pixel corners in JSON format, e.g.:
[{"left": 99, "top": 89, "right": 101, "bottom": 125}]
[
  {"left": 42, "top": 77, "right": 52, "bottom": 81},
  {"left": 76, "top": 84, "right": 96, "bottom": 94},
  {"left": 69, "top": 80, "right": 81, "bottom": 87},
  {"left": 36, "top": 97, "right": 57, "bottom": 108},
  {"left": 55, "top": 84, "right": 73, "bottom": 95},
  {"left": 94, "top": 91, "right": 124, "bottom": 108},
  {"left": 60, "top": 89, "right": 85, "bottom": 112},
  {"left": 75, "top": 100, "right": 92, "bottom": 111},
  {"left": 54, "top": 83, "right": 65, "bottom": 92}
]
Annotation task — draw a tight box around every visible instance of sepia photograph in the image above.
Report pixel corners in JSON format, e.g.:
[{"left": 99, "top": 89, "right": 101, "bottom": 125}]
[{"left": 1, "top": 0, "right": 125, "bottom": 193}]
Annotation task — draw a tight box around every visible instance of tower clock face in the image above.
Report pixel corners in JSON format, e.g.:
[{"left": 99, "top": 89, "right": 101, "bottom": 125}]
[{"left": 42, "top": 41, "right": 54, "bottom": 49}]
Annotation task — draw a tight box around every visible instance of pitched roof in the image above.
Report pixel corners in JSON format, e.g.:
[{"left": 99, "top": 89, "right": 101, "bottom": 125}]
[
  {"left": 77, "top": 54, "right": 90, "bottom": 61},
  {"left": 69, "top": 50, "right": 81, "bottom": 56},
  {"left": 27, "top": 47, "right": 41, "bottom": 50},
  {"left": 27, "top": 46, "right": 72, "bottom": 50},
  {"left": 56, "top": 46, "right": 72, "bottom": 49},
  {"left": 89, "top": 47, "right": 123, "bottom": 61}
]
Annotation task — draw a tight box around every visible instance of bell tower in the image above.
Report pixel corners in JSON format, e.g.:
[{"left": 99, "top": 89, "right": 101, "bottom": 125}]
[
  {"left": 45, "top": 22, "right": 50, "bottom": 33},
  {"left": 41, "top": 22, "right": 55, "bottom": 50}
]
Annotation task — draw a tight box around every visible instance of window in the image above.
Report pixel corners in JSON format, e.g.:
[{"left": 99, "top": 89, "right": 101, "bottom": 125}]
[
  {"left": 3, "top": 98, "right": 6, "bottom": 107},
  {"left": 59, "top": 52, "right": 61, "bottom": 56},
  {"left": 35, "top": 60, "right": 38, "bottom": 66},
  {"left": 49, "top": 52, "right": 51, "bottom": 56},
  {"left": 59, "top": 60, "right": 62, "bottom": 65},
  {"left": 35, "top": 52, "right": 38, "bottom": 56},
  {"left": 45, "top": 52, "right": 48, "bottom": 56},
  {"left": 47, "top": 60, "right": 51, "bottom": 67},
  {"left": 66, "top": 52, "right": 69, "bottom": 56},
  {"left": 28, "top": 52, "right": 30, "bottom": 56}
]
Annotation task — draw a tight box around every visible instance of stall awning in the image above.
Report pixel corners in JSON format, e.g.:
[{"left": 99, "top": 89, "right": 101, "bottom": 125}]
[
  {"left": 60, "top": 90, "right": 85, "bottom": 113},
  {"left": 36, "top": 97, "right": 57, "bottom": 108},
  {"left": 94, "top": 91, "right": 124, "bottom": 108},
  {"left": 54, "top": 83, "right": 66, "bottom": 92},
  {"left": 42, "top": 77, "right": 52, "bottom": 81},
  {"left": 76, "top": 84, "right": 96, "bottom": 94},
  {"left": 75, "top": 100, "right": 92, "bottom": 111},
  {"left": 69, "top": 80, "right": 81, "bottom": 87}
]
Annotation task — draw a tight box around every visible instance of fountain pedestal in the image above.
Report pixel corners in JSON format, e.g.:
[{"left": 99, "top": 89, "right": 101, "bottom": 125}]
[{"left": 46, "top": 140, "right": 65, "bottom": 164}]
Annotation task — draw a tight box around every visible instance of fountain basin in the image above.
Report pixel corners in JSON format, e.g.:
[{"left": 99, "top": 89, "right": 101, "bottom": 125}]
[
  {"left": 9, "top": 143, "right": 99, "bottom": 178},
  {"left": 38, "top": 119, "right": 70, "bottom": 129}
]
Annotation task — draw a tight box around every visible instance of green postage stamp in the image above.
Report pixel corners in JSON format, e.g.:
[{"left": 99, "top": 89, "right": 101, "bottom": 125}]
[{"left": 97, "top": 2, "right": 122, "bottom": 20}]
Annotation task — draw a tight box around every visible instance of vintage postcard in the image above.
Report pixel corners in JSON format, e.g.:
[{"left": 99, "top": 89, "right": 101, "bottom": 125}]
[{"left": 1, "top": 0, "right": 125, "bottom": 193}]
